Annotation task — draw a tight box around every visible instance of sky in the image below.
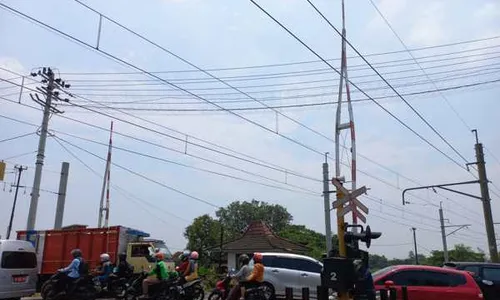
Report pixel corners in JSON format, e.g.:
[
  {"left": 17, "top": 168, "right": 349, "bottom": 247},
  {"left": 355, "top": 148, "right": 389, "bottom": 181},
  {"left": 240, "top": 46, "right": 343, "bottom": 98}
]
[{"left": 0, "top": 0, "right": 500, "bottom": 259}]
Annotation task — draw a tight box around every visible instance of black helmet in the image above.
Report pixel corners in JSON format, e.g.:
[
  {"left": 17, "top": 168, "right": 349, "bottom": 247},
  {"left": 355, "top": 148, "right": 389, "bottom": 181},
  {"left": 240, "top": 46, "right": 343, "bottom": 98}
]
[
  {"left": 119, "top": 253, "right": 127, "bottom": 261},
  {"left": 71, "top": 249, "right": 82, "bottom": 258},
  {"left": 239, "top": 254, "right": 250, "bottom": 265}
]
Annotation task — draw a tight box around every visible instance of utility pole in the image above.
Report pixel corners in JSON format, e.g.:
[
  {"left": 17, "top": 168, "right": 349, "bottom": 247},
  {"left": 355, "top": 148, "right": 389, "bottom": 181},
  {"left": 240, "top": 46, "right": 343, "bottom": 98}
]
[
  {"left": 439, "top": 204, "right": 448, "bottom": 263},
  {"left": 439, "top": 203, "right": 470, "bottom": 263},
  {"left": 473, "top": 129, "right": 499, "bottom": 262},
  {"left": 27, "top": 67, "right": 71, "bottom": 230},
  {"left": 411, "top": 227, "right": 419, "bottom": 265},
  {"left": 7, "top": 165, "right": 27, "bottom": 239},
  {"left": 98, "top": 121, "right": 113, "bottom": 228},
  {"left": 54, "top": 162, "right": 70, "bottom": 229},
  {"left": 323, "top": 153, "right": 333, "bottom": 254}
]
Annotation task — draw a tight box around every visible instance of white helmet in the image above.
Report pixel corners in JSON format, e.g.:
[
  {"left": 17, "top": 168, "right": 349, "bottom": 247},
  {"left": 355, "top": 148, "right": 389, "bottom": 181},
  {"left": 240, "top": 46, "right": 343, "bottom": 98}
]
[{"left": 100, "top": 253, "right": 110, "bottom": 262}]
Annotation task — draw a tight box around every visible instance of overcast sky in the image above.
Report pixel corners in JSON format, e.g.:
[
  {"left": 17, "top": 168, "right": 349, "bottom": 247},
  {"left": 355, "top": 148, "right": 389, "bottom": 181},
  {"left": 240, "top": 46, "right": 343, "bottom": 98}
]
[{"left": 1, "top": 0, "right": 500, "bottom": 259}]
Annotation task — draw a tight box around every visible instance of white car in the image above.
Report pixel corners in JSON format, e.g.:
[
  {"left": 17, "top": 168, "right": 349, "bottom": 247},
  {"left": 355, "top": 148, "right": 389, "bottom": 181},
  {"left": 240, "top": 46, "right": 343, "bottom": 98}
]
[{"left": 249, "top": 252, "right": 323, "bottom": 299}]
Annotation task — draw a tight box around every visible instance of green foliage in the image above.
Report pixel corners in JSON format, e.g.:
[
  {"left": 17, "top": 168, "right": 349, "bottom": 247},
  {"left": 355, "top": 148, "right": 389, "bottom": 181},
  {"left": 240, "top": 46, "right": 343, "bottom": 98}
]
[
  {"left": 216, "top": 200, "right": 293, "bottom": 239},
  {"left": 183, "top": 214, "right": 221, "bottom": 266},
  {"left": 425, "top": 244, "right": 485, "bottom": 266},
  {"left": 278, "top": 224, "right": 338, "bottom": 260}
]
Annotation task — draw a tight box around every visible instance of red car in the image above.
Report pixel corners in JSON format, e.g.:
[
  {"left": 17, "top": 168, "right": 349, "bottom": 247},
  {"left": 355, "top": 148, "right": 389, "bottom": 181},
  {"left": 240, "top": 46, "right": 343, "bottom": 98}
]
[{"left": 373, "top": 265, "right": 484, "bottom": 300}]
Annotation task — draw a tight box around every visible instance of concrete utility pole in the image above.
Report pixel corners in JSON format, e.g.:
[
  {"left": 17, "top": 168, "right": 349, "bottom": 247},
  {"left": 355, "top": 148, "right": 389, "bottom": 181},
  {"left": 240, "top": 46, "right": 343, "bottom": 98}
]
[
  {"left": 439, "top": 204, "right": 448, "bottom": 263},
  {"left": 323, "top": 153, "right": 332, "bottom": 254},
  {"left": 54, "top": 162, "right": 70, "bottom": 229},
  {"left": 7, "top": 165, "right": 27, "bottom": 239},
  {"left": 27, "top": 67, "right": 70, "bottom": 230},
  {"left": 439, "top": 204, "right": 470, "bottom": 263},
  {"left": 98, "top": 121, "right": 113, "bottom": 228},
  {"left": 412, "top": 227, "right": 419, "bottom": 265},
  {"left": 473, "top": 129, "right": 499, "bottom": 262}
]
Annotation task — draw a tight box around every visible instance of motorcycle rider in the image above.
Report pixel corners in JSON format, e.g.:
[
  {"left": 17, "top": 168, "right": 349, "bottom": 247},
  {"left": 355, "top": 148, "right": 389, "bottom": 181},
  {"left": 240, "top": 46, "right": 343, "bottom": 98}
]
[
  {"left": 179, "top": 251, "right": 199, "bottom": 285},
  {"left": 140, "top": 252, "right": 169, "bottom": 298},
  {"left": 95, "top": 253, "right": 113, "bottom": 287},
  {"left": 226, "top": 254, "right": 251, "bottom": 300},
  {"left": 115, "top": 252, "right": 134, "bottom": 278},
  {"left": 240, "top": 253, "right": 264, "bottom": 300},
  {"left": 57, "top": 249, "right": 84, "bottom": 293},
  {"left": 177, "top": 250, "right": 191, "bottom": 274}
]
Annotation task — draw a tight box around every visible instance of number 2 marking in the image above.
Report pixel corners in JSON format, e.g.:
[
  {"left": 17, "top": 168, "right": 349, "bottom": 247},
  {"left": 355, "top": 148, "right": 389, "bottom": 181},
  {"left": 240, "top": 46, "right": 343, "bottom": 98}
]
[{"left": 330, "top": 272, "right": 337, "bottom": 281}]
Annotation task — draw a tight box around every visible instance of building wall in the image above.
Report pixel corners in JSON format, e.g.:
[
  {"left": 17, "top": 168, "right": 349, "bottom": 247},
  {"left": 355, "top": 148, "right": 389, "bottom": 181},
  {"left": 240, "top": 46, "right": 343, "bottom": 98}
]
[{"left": 228, "top": 252, "right": 237, "bottom": 270}]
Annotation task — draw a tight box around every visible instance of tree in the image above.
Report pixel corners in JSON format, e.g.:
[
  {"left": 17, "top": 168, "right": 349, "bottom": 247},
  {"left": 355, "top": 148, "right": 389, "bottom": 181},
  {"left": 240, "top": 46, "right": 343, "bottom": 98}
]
[
  {"left": 183, "top": 214, "right": 221, "bottom": 266},
  {"left": 426, "top": 244, "right": 485, "bottom": 266},
  {"left": 369, "top": 254, "right": 389, "bottom": 271},
  {"left": 278, "top": 224, "right": 338, "bottom": 259},
  {"left": 216, "top": 200, "right": 293, "bottom": 239}
]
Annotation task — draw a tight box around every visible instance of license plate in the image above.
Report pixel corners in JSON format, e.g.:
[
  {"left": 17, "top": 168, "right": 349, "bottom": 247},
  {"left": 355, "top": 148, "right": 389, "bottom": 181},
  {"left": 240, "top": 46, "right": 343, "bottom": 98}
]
[{"left": 12, "top": 276, "right": 27, "bottom": 283}]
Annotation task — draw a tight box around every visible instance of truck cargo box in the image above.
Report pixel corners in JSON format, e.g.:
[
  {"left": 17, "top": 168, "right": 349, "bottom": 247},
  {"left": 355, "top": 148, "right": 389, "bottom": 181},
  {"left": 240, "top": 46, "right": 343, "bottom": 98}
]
[{"left": 17, "top": 225, "right": 149, "bottom": 275}]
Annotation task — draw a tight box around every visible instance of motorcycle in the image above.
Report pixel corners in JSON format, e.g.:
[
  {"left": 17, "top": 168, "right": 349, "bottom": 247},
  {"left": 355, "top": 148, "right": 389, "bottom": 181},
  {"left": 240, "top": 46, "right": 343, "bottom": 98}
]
[
  {"left": 169, "top": 278, "right": 205, "bottom": 300},
  {"left": 244, "top": 284, "right": 267, "bottom": 300},
  {"left": 41, "top": 272, "right": 97, "bottom": 300},
  {"left": 126, "top": 272, "right": 178, "bottom": 300},
  {"left": 208, "top": 271, "right": 235, "bottom": 300},
  {"left": 93, "top": 273, "right": 130, "bottom": 299}
]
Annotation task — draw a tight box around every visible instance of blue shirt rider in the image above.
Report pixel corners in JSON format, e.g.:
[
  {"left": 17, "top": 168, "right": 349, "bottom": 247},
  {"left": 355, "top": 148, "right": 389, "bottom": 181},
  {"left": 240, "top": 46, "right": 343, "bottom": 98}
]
[{"left": 96, "top": 253, "right": 113, "bottom": 284}]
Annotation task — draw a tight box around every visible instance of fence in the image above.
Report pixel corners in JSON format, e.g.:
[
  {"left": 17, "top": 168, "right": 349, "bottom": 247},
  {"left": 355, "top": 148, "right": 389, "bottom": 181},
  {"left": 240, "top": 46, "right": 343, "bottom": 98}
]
[{"left": 283, "top": 286, "right": 409, "bottom": 300}]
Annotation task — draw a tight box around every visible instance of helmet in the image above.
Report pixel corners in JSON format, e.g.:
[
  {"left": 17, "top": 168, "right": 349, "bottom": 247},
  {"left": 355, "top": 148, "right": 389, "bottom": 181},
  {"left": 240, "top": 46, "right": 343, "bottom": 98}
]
[
  {"left": 155, "top": 252, "right": 165, "bottom": 261},
  {"left": 181, "top": 250, "right": 191, "bottom": 261},
  {"left": 253, "top": 253, "right": 263, "bottom": 263},
  {"left": 71, "top": 249, "right": 82, "bottom": 258},
  {"left": 100, "top": 253, "right": 110, "bottom": 262},
  {"left": 239, "top": 254, "right": 250, "bottom": 265},
  {"left": 119, "top": 253, "right": 127, "bottom": 261},
  {"left": 190, "top": 251, "right": 199, "bottom": 260}
]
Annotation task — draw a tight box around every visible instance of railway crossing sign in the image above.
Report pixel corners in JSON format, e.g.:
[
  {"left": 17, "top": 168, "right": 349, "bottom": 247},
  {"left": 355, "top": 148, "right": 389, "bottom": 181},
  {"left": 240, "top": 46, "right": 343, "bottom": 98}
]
[{"left": 331, "top": 177, "right": 369, "bottom": 223}]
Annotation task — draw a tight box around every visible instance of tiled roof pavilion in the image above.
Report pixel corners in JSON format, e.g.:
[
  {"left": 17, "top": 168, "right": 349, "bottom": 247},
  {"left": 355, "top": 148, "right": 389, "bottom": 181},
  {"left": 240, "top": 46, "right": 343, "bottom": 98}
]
[{"left": 221, "top": 220, "right": 309, "bottom": 254}]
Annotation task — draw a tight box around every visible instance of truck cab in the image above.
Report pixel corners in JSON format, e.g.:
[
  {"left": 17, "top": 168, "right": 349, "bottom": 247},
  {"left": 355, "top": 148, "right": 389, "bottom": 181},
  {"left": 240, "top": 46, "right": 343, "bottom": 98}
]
[{"left": 127, "top": 239, "right": 175, "bottom": 272}]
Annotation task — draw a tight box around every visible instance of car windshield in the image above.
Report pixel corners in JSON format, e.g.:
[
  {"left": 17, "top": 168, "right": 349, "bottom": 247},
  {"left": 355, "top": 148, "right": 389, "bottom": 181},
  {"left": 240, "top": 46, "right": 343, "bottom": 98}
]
[
  {"left": 152, "top": 241, "right": 172, "bottom": 259},
  {"left": 372, "top": 266, "right": 396, "bottom": 278}
]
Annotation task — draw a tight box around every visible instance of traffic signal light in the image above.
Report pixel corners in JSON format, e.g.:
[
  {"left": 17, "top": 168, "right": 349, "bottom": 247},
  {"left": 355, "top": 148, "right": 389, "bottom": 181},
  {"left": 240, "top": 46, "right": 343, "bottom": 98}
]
[{"left": 344, "top": 224, "right": 382, "bottom": 249}]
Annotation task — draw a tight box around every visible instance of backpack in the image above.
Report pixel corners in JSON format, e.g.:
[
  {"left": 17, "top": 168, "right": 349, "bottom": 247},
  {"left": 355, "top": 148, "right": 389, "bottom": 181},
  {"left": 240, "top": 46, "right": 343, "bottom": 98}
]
[{"left": 78, "top": 258, "right": 89, "bottom": 276}]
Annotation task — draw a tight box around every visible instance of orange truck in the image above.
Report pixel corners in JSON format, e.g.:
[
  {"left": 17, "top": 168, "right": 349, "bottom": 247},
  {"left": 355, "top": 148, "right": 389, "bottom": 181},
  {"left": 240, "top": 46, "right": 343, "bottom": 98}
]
[{"left": 17, "top": 225, "right": 175, "bottom": 289}]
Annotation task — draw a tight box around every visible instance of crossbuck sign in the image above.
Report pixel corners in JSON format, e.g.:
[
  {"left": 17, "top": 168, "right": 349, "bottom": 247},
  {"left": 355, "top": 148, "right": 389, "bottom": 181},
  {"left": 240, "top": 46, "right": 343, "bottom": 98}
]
[{"left": 331, "top": 178, "right": 369, "bottom": 223}]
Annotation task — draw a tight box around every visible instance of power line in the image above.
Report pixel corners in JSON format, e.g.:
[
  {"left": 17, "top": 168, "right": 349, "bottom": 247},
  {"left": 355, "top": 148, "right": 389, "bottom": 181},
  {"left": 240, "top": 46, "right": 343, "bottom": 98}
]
[
  {"left": 54, "top": 135, "right": 221, "bottom": 209},
  {"left": 0, "top": 98, "right": 486, "bottom": 223},
  {"left": 0, "top": 92, "right": 324, "bottom": 184},
  {"left": 71, "top": 1, "right": 348, "bottom": 161},
  {"left": 249, "top": 0, "right": 471, "bottom": 172},
  {"left": 64, "top": 53, "right": 500, "bottom": 85},
  {"left": 0, "top": 2, "right": 329, "bottom": 158},
  {"left": 52, "top": 136, "right": 191, "bottom": 225},
  {"left": 63, "top": 78, "right": 500, "bottom": 112},
  {"left": 55, "top": 130, "right": 320, "bottom": 196},
  {"left": 63, "top": 65, "right": 500, "bottom": 98},
  {"left": 60, "top": 35, "right": 500, "bottom": 75},
  {"left": 0, "top": 132, "right": 35, "bottom": 143},
  {"left": 303, "top": 0, "right": 473, "bottom": 168},
  {"left": 0, "top": 104, "right": 320, "bottom": 195},
  {"left": 1, "top": 150, "right": 37, "bottom": 161},
  {"left": 367, "top": 0, "right": 473, "bottom": 132},
  {"left": 0, "top": 90, "right": 490, "bottom": 222}
]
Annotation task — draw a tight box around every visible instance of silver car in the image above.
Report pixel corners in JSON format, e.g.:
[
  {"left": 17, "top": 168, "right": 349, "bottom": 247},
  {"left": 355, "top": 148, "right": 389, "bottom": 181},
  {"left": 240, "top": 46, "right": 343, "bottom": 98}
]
[{"left": 249, "top": 252, "right": 323, "bottom": 299}]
